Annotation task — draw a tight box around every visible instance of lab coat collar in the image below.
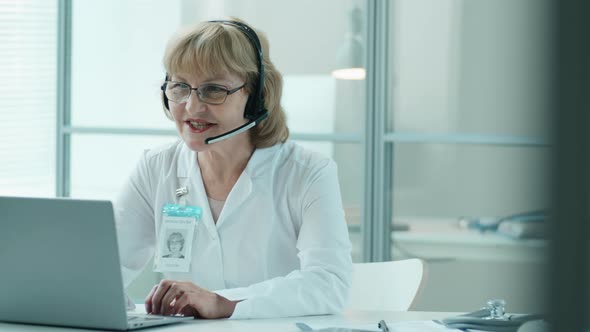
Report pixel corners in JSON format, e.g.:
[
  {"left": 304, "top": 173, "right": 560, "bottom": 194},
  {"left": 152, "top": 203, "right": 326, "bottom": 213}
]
[
  {"left": 244, "top": 143, "right": 281, "bottom": 178},
  {"left": 174, "top": 142, "right": 282, "bottom": 230}
]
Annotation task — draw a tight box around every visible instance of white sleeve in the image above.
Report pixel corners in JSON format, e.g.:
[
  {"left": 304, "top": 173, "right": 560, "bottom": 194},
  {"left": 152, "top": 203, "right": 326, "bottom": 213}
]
[
  {"left": 114, "top": 150, "right": 157, "bottom": 288},
  {"left": 215, "top": 160, "right": 353, "bottom": 319}
]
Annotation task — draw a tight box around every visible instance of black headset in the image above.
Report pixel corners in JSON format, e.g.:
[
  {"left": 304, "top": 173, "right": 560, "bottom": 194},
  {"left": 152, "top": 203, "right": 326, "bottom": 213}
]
[{"left": 161, "top": 20, "right": 268, "bottom": 125}]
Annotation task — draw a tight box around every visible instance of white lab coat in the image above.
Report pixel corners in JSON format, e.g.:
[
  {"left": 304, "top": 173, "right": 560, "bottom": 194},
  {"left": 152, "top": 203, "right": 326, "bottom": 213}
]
[{"left": 114, "top": 139, "right": 353, "bottom": 319}]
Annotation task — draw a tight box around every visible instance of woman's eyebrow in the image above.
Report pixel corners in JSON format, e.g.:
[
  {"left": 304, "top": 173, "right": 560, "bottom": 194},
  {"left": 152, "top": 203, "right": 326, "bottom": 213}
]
[
  {"left": 171, "top": 74, "right": 233, "bottom": 86},
  {"left": 202, "top": 77, "right": 228, "bottom": 83},
  {"left": 172, "top": 74, "right": 187, "bottom": 82}
]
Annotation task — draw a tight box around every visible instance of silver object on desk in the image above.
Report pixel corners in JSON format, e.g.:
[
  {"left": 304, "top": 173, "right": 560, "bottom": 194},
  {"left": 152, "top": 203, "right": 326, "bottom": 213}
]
[
  {"left": 438, "top": 299, "right": 546, "bottom": 332},
  {"left": 487, "top": 299, "right": 506, "bottom": 319}
]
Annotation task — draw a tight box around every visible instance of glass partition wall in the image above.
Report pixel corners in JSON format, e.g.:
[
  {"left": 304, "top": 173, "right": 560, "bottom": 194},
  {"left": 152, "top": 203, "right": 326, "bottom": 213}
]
[{"left": 387, "top": 0, "right": 551, "bottom": 313}]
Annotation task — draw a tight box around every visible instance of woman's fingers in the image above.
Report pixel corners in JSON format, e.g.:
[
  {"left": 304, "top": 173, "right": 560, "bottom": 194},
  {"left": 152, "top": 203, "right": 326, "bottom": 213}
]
[
  {"left": 173, "top": 293, "right": 192, "bottom": 316},
  {"left": 160, "top": 283, "right": 182, "bottom": 316},
  {"left": 149, "top": 280, "right": 173, "bottom": 315},
  {"left": 144, "top": 280, "right": 230, "bottom": 318},
  {"left": 144, "top": 284, "right": 158, "bottom": 314}
]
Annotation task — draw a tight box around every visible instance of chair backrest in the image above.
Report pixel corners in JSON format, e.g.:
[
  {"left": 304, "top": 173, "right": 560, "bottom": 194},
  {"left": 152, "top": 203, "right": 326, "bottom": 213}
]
[{"left": 346, "top": 258, "right": 426, "bottom": 311}]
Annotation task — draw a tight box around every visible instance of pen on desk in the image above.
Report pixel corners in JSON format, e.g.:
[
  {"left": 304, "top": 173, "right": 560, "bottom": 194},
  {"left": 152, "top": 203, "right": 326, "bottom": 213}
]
[
  {"left": 295, "top": 322, "right": 313, "bottom": 331},
  {"left": 378, "top": 319, "right": 390, "bottom": 332}
]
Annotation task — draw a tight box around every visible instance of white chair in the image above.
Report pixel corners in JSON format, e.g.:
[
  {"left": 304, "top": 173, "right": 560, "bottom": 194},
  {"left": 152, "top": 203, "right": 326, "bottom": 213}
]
[{"left": 347, "top": 258, "right": 427, "bottom": 311}]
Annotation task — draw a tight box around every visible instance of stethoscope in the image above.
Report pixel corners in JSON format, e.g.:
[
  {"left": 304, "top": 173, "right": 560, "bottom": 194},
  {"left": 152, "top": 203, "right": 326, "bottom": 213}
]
[{"left": 437, "top": 299, "right": 546, "bottom": 332}]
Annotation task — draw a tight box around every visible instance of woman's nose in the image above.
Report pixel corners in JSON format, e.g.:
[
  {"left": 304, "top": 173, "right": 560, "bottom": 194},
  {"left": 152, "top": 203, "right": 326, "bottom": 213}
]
[{"left": 184, "top": 91, "right": 206, "bottom": 113}]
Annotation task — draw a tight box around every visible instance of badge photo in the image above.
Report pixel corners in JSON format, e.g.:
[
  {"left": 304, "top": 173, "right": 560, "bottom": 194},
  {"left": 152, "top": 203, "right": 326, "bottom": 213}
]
[{"left": 154, "top": 204, "right": 202, "bottom": 273}]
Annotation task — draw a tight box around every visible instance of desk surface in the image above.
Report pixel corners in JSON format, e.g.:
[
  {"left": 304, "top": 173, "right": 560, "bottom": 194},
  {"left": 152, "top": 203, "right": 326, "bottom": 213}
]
[
  {"left": 0, "top": 310, "right": 455, "bottom": 332},
  {"left": 391, "top": 218, "right": 547, "bottom": 263}
]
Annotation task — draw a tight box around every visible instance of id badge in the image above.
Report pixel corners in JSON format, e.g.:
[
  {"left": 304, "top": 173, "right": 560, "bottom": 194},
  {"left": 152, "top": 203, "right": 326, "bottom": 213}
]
[{"left": 154, "top": 203, "right": 202, "bottom": 273}]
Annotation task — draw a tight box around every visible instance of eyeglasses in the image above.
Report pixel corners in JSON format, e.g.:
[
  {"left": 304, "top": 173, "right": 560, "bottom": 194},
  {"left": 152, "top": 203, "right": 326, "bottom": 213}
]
[{"left": 162, "top": 81, "right": 245, "bottom": 105}]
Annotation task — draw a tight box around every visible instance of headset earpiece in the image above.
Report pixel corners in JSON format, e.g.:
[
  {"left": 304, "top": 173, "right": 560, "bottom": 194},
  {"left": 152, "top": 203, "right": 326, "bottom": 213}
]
[
  {"left": 161, "top": 74, "right": 170, "bottom": 111},
  {"left": 207, "top": 20, "right": 267, "bottom": 120}
]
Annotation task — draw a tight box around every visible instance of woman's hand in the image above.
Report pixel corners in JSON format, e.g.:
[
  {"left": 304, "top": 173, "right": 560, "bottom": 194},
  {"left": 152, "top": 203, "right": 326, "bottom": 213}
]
[{"left": 145, "top": 280, "right": 238, "bottom": 318}]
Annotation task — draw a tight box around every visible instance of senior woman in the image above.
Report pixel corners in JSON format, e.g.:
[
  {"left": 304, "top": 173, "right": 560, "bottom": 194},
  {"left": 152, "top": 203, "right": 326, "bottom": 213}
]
[{"left": 115, "top": 18, "right": 352, "bottom": 319}]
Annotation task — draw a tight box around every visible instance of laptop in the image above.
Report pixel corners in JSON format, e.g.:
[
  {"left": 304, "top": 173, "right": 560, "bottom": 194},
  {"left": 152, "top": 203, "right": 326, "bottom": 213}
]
[{"left": 0, "top": 196, "right": 194, "bottom": 330}]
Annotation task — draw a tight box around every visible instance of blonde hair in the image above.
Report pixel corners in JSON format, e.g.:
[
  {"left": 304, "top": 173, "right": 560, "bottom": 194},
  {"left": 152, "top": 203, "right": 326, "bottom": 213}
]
[{"left": 162, "top": 18, "right": 289, "bottom": 148}]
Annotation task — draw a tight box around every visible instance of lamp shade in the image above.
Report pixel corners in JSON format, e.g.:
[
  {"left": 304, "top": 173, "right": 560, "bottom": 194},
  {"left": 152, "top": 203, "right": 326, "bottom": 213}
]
[
  {"left": 332, "top": 36, "right": 366, "bottom": 80},
  {"left": 332, "top": 6, "right": 366, "bottom": 80}
]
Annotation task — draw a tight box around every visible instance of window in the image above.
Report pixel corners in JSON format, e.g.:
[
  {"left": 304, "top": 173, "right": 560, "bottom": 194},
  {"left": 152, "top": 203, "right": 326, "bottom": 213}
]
[{"left": 0, "top": 0, "right": 57, "bottom": 196}]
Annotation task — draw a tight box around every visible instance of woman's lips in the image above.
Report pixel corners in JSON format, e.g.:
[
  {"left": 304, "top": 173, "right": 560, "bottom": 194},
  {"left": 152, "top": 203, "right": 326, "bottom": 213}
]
[{"left": 185, "top": 120, "right": 215, "bottom": 133}]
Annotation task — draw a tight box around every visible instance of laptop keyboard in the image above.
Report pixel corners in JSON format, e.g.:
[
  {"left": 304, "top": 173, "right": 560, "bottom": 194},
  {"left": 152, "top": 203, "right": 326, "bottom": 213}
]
[
  {"left": 128, "top": 314, "right": 165, "bottom": 321},
  {"left": 126, "top": 313, "right": 193, "bottom": 329}
]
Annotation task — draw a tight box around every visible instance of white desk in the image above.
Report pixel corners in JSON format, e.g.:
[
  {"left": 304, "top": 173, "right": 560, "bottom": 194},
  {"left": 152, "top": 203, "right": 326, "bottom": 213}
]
[
  {"left": 392, "top": 218, "right": 547, "bottom": 262},
  {"left": 388, "top": 219, "right": 548, "bottom": 314},
  {"left": 0, "top": 310, "right": 455, "bottom": 332}
]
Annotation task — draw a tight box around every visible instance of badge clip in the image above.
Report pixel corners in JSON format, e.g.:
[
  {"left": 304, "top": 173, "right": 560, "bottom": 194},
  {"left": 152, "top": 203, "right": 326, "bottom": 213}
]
[
  {"left": 175, "top": 186, "right": 189, "bottom": 206},
  {"left": 175, "top": 186, "right": 189, "bottom": 197}
]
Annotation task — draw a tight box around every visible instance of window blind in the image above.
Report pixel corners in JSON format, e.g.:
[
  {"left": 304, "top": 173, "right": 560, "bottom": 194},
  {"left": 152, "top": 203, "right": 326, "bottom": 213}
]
[{"left": 0, "top": 0, "right": 57, "bottom": 196}]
